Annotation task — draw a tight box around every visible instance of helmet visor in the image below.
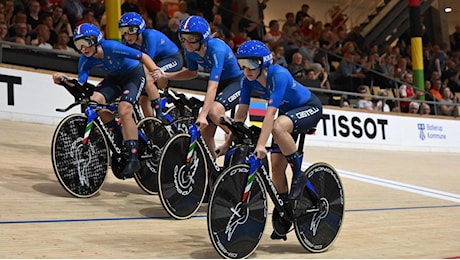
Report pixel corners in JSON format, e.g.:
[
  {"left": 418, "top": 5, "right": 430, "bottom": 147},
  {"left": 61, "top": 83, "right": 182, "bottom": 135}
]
[
  {"left": 74, "top": 36, "right": 96, "bottom": 50},
  {"left": 119, "top": 26, "right": 139, "bottom": 35},
  {"left": 237, "top": 57, "right": 263, "bottom": 70}
]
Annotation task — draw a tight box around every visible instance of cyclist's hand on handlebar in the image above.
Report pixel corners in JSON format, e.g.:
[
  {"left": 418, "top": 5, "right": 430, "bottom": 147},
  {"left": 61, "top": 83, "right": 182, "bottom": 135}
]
[
  {"left": 196, "top": 115, "right": 208, "bottom": 131},
  {"left": 150, "top": 68, "right": 164, "bottom": 81},
  {"left": 254, "top": 145, "right": 267, "bottom": 160},
  {"left": 52, "top": 73, "right": 66, "bottom": 84}
]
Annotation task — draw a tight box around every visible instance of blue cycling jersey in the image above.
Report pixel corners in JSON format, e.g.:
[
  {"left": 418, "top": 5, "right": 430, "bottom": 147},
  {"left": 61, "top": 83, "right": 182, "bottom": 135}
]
[
  {"left": 184, "top": 38, "right": 242, "bottom": 82},
  {"left": 240, "top": 65, "right": 312, "bottom": 111},
  {"left": 123, "top": 29, "right": 179, "bottom": 60},
  {"left": 77, "top": 40, "right": 143, "bottom": 83}
]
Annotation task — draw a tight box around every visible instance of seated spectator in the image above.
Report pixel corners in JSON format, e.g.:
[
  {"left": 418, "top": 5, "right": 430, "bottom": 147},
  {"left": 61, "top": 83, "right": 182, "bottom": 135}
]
[
  {"left": 430, "top": 79, "right": 443, "bottom": 101},
  {"left": 75, "top": 8, "right": 100, "bottom": 28},
  {"left": 53, "top": 30, "right": 76, "bottom": 53},
  {"left": 232, "top": 29, "right": 250, "bottom": 53},
  {"left": 0, "top": 21, "right": 8, "bottom": 40},
  {"left": 273, "top": 45, "right": 288, "bottom": 67},
  {"left": 421, "top": 102, "right": 431, "bottom": 115},
  {"left": 408, "top": 101, "right": 420, "bottom": 114},
  {"left": 423, "top": 80, "right": 436, "bottom": 114},
  {"left": 374, "top": 89, "right": 390, "bottom": 112},
  {"left": 51, "top": 5, "right": 72, "bottom": 38},
  {"left": 357, "top": 85, "right": 373, "bottom": 111},
  {"left": 282, "top": 12, "right": 298, "bottom": 36},
  {"left": 438, "top": 87, "right": 457, "bottom": 116},
  {"left": 26, "top": 0, "right": 42, "bottom": 31},
  {"left": 398, "top": 72, "right": 424, "bottom": 112},
  {"left": 210, "top": 14, "right": 233, "bottom": 40},
  {"left": 6, "top": 22, "right": 31, "bottom": 45},
  {"left": 173, "top": 0, "right": 190, "bottom": 22},
  {"left": 332, "top": 51, "right": 366, "bottom": 92},
  {"left": 375, "top": 54, "right": 396, "bottom": 89},
  {"left": 39, "top": 12, "right": 57, "bottom": 46},
  {"left": 30, "top": 23, "right": 52, "bottom": 49},
  {"left": 264, "top": 19, "right": 286, "bottom": 49},
  {"left": 164, "top": 18, "right": 181, "bottom": 50},
  {"left": 288, "top": 52, "right": 307, "bottom": 79}
]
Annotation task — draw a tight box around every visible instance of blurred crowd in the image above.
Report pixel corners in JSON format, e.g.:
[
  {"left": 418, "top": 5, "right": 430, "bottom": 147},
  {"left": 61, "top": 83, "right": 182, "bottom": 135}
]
[{"left": 0, "top": 0, "right": 459, "bottom": 117}]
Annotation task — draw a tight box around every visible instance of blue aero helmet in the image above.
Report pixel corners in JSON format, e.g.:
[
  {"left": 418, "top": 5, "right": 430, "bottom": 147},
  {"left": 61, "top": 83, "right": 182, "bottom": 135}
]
[
  {"left": 178, "top": 15, "right": 211, "bottom": 44},
  {"left": 118, "top": 12, "right": 146, "bottom": 35},
  {"left": 236, "top": 40, "right": 273, "bottom": 70},
  {"left": 73, "top": 23, "right": 104, "bottom": 50}
]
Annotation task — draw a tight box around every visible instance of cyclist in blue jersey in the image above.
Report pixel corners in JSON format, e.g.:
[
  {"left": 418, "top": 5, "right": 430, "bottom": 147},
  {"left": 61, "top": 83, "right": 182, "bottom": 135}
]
[
  {"left": 221, "top": 40, "right": 323, "bottom": 239},
  {"left": 52, "top": 23, "right": 159, "bottom": 179},
  {"left": 118, "top": 12, "right": 184, "bottom": 119},
  {"left": 152, "top": 15, "right": 243, "bottom": 157}
]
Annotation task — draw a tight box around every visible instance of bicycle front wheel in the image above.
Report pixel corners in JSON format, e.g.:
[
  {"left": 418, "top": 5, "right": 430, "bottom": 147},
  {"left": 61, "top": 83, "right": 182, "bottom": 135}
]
[
  {"left": 51, "top": 114, "right": 109, "bottom": 198},
  {"left": 134, "top": 117, "right": 171, "bottom": 195},
  {"left": 207, "top": 164, "right": 267, "bottom": 259},
  {"left": 158, "top": 134, "right": 207, "bottom": 219},
  {"left": 294, "top": 162, "right": 345, "bottom": 253}
]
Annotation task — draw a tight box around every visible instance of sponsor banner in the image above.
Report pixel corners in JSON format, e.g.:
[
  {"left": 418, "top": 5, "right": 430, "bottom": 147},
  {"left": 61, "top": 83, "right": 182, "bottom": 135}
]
[{"left": 1, "top": 66, "right": 459, "bottom": 152}]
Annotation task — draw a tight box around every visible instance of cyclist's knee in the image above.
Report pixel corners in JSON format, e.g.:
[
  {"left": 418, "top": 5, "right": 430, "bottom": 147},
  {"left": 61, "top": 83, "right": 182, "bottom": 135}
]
[
  {"left": 118, "top": 101, "right": 134, "bottom": 117},
  {"left": 91, "top": 91, "right": 106, "bottom": 104}
]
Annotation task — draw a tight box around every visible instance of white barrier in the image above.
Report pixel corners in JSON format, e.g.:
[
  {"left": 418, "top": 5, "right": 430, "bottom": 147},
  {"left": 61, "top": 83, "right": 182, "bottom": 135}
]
[{"left": 1, "top": 66, "right": 459, "bottom": 153}]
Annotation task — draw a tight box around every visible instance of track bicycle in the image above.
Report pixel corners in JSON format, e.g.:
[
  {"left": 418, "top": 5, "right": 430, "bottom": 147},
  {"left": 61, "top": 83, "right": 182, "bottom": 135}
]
[
  {"left": 157, "top": 111, "right": 258, "bottom": 220},
  {"left": 207, "top": 118, "right": 345, "bottom": 259},
  {"left": 51, "top": 77, "right": 169, "bottom": 198},
  {"left": 132, "top": 88, "right": 200, "bottom": 194}
]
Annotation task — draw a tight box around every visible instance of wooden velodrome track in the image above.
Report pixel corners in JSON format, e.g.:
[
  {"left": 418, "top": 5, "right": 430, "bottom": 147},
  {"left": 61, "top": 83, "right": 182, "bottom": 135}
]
[{"left": 1, "top": 113, "right": 460, "bottom": 259}]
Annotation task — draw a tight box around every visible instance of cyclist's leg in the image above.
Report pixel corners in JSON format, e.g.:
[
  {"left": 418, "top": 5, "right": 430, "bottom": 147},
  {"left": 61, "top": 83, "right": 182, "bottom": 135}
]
[{"left": 117, "top": 65, "right": 146, "bottom": 177}]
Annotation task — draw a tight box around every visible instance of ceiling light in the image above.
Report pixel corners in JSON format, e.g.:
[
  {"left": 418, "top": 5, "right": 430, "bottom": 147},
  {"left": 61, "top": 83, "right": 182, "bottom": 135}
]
[{"left": 445, "top": 7, "right": 452, "bottom": 13}]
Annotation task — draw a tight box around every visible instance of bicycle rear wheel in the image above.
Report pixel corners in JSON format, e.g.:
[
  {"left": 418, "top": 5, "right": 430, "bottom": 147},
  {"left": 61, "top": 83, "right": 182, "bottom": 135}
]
[
  {"left": 51, "top": 114, "right": 109, "bottom": 198},
  {"left": 134, "top": 117, "right": 171, "bottom": 195},
  {"left": 158, "top": 133, "right": 207, "bottom": 219},
  {"left": 207, "top": 164, "right": 267, "bottom": 259},
  {"left": 294, "top": 162, "right": 344, "bottom": 253}
]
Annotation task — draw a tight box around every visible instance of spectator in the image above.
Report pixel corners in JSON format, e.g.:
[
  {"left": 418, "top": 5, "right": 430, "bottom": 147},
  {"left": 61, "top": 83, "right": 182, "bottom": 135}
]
[
  {"left": 155, "top": 2, "right": 169, "bottom": 33},
  {"left": 173, "top": 0, "right": 190, "bottom": 22},
  {"left": 374, "top": 89, "right": 390, "bottom": 112},
  {"left": 26, "top": 0, "right": 42, "bottom": 31},
  {"left": 288, "top": 52, "right": 307, "bottom": 79},
  {"left": 210, "top": 14, "right": 233, "bottom": 40},
  {"left": 438, "top": 87, "right": 457, "bottom": 116},
  {"left": 213, "top": 0, "right": 234, "bottom": 31},
  {"left": 62, "top": 0, "right": 85, "bottom": 29},
  {"left": 398, "top": 72, "right": 424, "bottom": 112},
  {"left": 332, "top": 51, "right": 366, "bottom": 92},
  {"left": 30, "top": 23, "right": 52, "bottom": 49},
  {"left": 375, "top": 54, "right": 396, "bottom": 89},
  {"left": 273, "top": 44, "right": 288, "bottom": 67},
  {"left": 39, "top": 12, "right": 57, "bottom": 46},
  {"left": 357, "top": 85, "right": 373, "bottom": 111},
  {"left": 231, "top": 28, "right": 249, "bottom": 53},
  {"left": 421, "top": 102, "right": 431, "bottom": 115},
  {"left": 263, "top": 19, "right": 285, "bottom": 49},
  {"left": 295, "top": 4, "right": 313, "bottom": 26},
  {"left": 430, "top": 42, "right": 448, "bottom": 76},
  {"left": 121, "top": 0, "right": 140, "bottom": 14},
  {"left": 53, "top": 30, "right": 76, "bottom": 53},
  {"left": 423, "top": 80, "right": 436, "bottom": 114},
  {"left": 7, "top": 11, "right": 32, "bottom": 38},
  {"left": 163, "top": 18, "right": 181, "bottom": 50},
  {"left": 0, "top": 21, "right": 8, "bottom": 41},
  {"left": 298, "top": 16, "right": 313, "bottom": 41},
  {"left": 238, "top": 6, "right": 263, "bottom": 41},
  {"left": 75, "top": 8, "right": 99, "bottom": 28},
  {"left": 6, "top": 22, "right": 31, "bottom": 45},
  {"left": 450, "top": 24, "right": 460, "bottom": 51},
  {"left": 430, "top": 79, "right": 443, "bottom": 101},
  {"left": 282, "top": 12, "right": 298, "bottom": 36},
  {"left": 408, "top": 101, "right": 420, "bottom": 114},
  {"left": 51, "top": 5, "right": 72, "bottom": 38}
]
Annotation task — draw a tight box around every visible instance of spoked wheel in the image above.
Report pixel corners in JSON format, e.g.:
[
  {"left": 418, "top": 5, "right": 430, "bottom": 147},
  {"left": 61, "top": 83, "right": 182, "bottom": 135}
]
[
  {"left": 51, "top": 114, "right": 109, "bottom": 198},
  {"left": 294, "top": 162, "right": 344, "bottom": 253},
  {"left": 207, "top": 164, "right": 267, "bottom": 259},
  {"left": 134, "top": 117, "right": 171, "bottom": 195},
  {"left": 158, "top": 133, "right": 207, "bottom": 219}
]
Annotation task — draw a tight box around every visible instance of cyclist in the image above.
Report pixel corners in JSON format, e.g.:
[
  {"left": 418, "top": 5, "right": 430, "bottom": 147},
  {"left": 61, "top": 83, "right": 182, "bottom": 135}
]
[
  {"left": 118, "top": 12, "right": 184, "bottom": 119},
  {"left": 52, "top": 23, "right": 159, "bottom": 179},
  {"left": 222, "top": 40, "right": 323, "bottom": 239},
  {"left": 151, "top": 15, "right": 243, "bottom": 157}
]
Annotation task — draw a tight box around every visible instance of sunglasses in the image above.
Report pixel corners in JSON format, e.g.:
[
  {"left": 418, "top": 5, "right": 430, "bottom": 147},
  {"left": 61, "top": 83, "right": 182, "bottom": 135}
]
[
  {"left": 74, "top": 36, "right": 96, "bottom": 50},
  {"left": 119, "top": 26, "right": 139, "bottom": 35},
  {"left": 180, "top": 37, "right": 200, "bottom": 44},
  {"left": 237, "top": 57, "right": 262, "bottom": 70}
]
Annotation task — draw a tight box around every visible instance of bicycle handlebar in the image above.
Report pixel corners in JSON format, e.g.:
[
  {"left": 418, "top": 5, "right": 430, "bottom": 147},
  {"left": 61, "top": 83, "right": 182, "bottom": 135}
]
[{"left": 219, "top": 116, "right": 261, "bottom": 145}]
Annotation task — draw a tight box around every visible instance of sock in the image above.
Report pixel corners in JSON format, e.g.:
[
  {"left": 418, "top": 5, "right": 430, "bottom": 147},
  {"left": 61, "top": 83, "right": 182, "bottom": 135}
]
[
  {"left": 124, "top": 139, "right": 138, "bottom": 161},
  {"left": 151, "top": 97, "right": 164, "bottom": 117},
  {"left": 285, "top": 151, "right": 302, "bottom": 179}
]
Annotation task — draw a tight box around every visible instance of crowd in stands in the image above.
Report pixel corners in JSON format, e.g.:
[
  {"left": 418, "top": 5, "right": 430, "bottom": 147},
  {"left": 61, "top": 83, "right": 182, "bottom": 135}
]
[{"left": 0, "top": 0, "right": 459, "bottom": 118}]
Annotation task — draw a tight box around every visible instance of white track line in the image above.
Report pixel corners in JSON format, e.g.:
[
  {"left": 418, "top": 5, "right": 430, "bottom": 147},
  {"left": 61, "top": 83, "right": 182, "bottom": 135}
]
[{"left": 302, "top": 162, "right": 460, "bottom": 203}]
